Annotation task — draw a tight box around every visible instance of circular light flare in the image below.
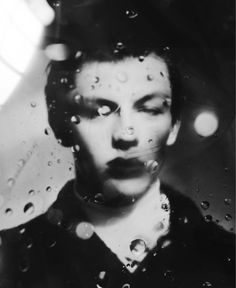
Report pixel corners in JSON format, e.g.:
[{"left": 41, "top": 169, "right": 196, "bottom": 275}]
[{"left": 194, "top": 111, "right": 219, "bottom": 137}]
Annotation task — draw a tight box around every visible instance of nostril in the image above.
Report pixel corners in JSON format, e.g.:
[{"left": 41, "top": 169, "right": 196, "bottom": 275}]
[{"left": 112, "top": 138, "right": 138, "bottom": 151}]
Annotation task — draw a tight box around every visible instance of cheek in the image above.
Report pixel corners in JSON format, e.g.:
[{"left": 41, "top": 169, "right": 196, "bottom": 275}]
[{"left": 136, "top": 114, "right": 172, "bottom": 145}]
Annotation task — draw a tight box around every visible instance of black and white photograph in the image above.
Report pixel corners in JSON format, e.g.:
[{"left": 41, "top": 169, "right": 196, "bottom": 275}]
[{"left": 0, "top": 0, "right": 234, "bottom": 287}]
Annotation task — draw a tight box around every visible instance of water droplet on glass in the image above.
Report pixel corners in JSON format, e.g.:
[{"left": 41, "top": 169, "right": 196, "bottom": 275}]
[
  {"left": 25, "top": 238, "right": 33, "bottom": 249},
  {"left": 98, "top": 271, "right": 106, "bottom": 280},
  {"left": 94, "top": 76, "right": 99, "bottom": 83},
  {"left": 145, "top": 160, "right": 158, "bottom": 173},
  {"left": 225, "top": 214, "right": 232, "bottom": 221},
  {"left": 75, "top": 222, "right": 94, "bottom": 240},
  {"left": 98, "top": 105, "right": 111, "bottom": 116},
  {"left": 44, "top": 127, "right": 51, "bottom": 135},
  {"left": 19, "top": 258, "right": 30, "bottom": 272},
  {"left": 202, "top": 281, "right": 212, "bottom": 287},
  {"left": 46, "top": 186, "right": 52, "bottom": 192},
  {"left": 23, "top": 203, "right": 35, "bottom": 215},
  {"left": 138, "top": 55, "right": 145, "bottom": 62},
  {"left": 148, "top": 139, "right": 153, "bottom": 143},
  {"left": 28, "top": 189, "right": 35, "bottom": 196},
  {"left": 122, "top": 284, "right": 130, "bottom": 288},
  {"left": 163, "top": 46, "right": 171, "bottom": 51},
  {"left": 30, "top": 101, "right": 37, "bottom": 108},
  {"left": 52, "top": 0, "right": 60, "bottom": 8},
  {"left": 48, "top": 161, "right": 53, "bottom": 166},
  {"left": 116, "top": 72, "right": 128, "bottom": 82},
  {"left": 116, "top": 42, "right": 125, "bottom": 50},
  {"left": 57, "top": 139, "right": 62, "bottom": 144},
  {"left": 5, "top": 208, "right": 13, "bottom": 216},
  {"left": 71, "top": 145, "right": 80, "bottom": 153},
  {"left": 161, "top": 203, "right": 169, "bottom": 212},
  {"left": 71, "top": 115, "right": 80, "bottom": 124},
  {"left": 94, "top": 193, "right": 105, "bottom": 204},
  {"left": 60, "top": 77, "right": 68, "bottom": 84},
  {"left": 147, "top": 74, "right": 154, "bottom": 81},
  {"left": 200, "top": 201, "right": 210, "bottom": 210},
  {"left": 74, "top": 94, "right": 81, "bottom": 104},
  {"left": 75, "top": 51, "right": 82, "bottom": 58},
  {"left": 204, "top": 215, "right": 212, "bottom": 222},
  {"left": 164, "top": 269, "right": 175, "bottom": 281},
  {"left": 7, "top": 178, "right": 15, "bottom": 187},
  {"left": 18, "top": 159, "right": 25, "bottom": 168},
  {"left": 19, "top": 227, "right": 26, "bottom": 234},
  {"left": 125, "top": 9, "right": 138, "bottom": 19},
  {"left": 126, "top": 127, "right": 134, "bottom": 135},
  {"left": 224, "top": 198, "right": 232, "bottom": 205},
  {"left": 160, "top": 71, "right": 164, "bottom": 77},
  {"left": 130, "top": 239, "right": 146, "bottom": 256},
  {"left": 161, "top": 239, "right": 171, "bottom": 249}
]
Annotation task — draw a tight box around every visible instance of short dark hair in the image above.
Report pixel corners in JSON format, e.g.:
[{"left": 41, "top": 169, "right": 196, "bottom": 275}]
[{"left": 45, "top": 1, "right": 182, "bottom": 146}]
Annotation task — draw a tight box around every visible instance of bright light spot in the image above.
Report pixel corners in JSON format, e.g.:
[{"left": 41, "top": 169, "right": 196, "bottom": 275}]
[
  {"left": 0, "top": 0, "right": 43, "bottom": 105},
  {"left": 194, "top": 111, "right": 219, "bottom": 137}
]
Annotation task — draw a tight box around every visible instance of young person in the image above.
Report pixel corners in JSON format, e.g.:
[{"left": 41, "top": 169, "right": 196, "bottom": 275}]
[{"left": 0, "top": 1, "right": 234, "bottom": 287}]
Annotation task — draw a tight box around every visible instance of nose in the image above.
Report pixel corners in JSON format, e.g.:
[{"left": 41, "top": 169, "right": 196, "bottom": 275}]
[{"left": 112, "top": 108, "right": 138, "bottom": 151}]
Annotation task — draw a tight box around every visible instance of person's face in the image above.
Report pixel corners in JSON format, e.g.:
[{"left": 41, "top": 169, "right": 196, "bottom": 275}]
[{"left": 70, "top": 54, "right": 179, "bottom": 200}]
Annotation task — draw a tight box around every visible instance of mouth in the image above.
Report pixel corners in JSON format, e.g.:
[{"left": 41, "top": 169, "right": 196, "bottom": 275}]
[{"left": 106, "top": 157, "right": 145, "bottom": 179}]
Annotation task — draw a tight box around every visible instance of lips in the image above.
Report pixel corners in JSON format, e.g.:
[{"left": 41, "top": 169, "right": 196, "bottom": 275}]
[{"left": 107, "top": 158, "right": 144, "bottom": 179}]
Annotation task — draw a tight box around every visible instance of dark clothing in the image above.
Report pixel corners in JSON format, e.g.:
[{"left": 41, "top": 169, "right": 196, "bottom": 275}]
[{"left": 0, "top": 181, "right": 234, "bottom": 288}]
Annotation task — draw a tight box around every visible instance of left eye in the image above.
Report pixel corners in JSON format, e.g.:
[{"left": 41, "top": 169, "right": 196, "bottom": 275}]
[{"left": 97, "top": 105, "right": 112, "bottom": 116}]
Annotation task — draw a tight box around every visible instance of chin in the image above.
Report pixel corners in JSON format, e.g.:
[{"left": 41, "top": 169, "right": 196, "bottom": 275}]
[{"left": 104, "top": 176, "right": 152, "bottom": 198}]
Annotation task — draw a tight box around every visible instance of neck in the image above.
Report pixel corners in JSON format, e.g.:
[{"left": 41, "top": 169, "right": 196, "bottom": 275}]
[{"left": 74, "top": 178, "right": 162, "bottom": 225}]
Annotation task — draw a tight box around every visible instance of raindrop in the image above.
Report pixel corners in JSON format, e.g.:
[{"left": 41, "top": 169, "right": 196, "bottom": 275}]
[
  {"left": 126, "top": 127, "right": 134, "bottom": 135},
  {"left": 116, "top": 72, "right": 128, "bottom": 83},
  {"left": 164, "top": 269, "right": 175, "bottom": 281},
  {"left": 145, "top": 160, "right": 159, "bottom": 173},
  {"left": 202, "top": 281, "right": 212, "bottom": 287},
  {"left": 224, "top": 198, "right": 232, "bottom": 205},
  {"left": 75, "top": 51, "right": 82, "bottom": 59},
  {"left": 25, "top": 238, "right": 33, "bottom": 249},
  {"left": 57, "top": 139, "right": 62, "bottom": 144},
  {"left": 23, "top": 203, "right": 35, "bottom": 215},
  {"left": 94, "top": 76, "right": 100, "bottom": 83},
  {"left": 98, "top": 271, "right": 106, "bottom": 280},
  {"left": 122, "top": 284, "right": 130, "bottom": 288},
  {"left": 148, "top": 139, "right": 153, "bottom": 143},
  {"left": 28, "top": 189, "right": 35, "bottom": 196},
  {"left": 44, "top": 127, "right": 51, "bottom": 135},
  {"left": 48, "top": 239, "right": 57, "bottom": 248},
  {"left": 225, "top": 214, "right": 232, "bottom": 221},
  {"left": 160, "top": 71, "right": 164, "bottom": 77},
  {"left": 94, "top": 193, "right": 105, "bottom": 203},
  {"left": 48, "top": 161, "right": 53, "bottom": 166},
  {"left": 5, "top": 208, "right": 13, "bottom": 216},
  {"left": 138, "top": 55, "right": 145, "bottom": 62},
  {"left": 147, "top": 74, "right": 154, "bottom": 81},
  {"left": 75, "top": 222, "right": 94, "bottom": 240},
  {"left": 163, "top": 46, "right": 171, "bottom": 51},
  {"left": 130, "top": 239, "right": 146, "bottom": 256},
  {"left": 125, "top": 9, "right": 138, "bottom": 19},
  {"left": 47, "top": 208, "right": 63, "bottom": 226},
  {"left": 7, "top": 178, "right": 15, "bottom": 187},
  {"left": 18, "top": 159, "right": 25, "bottom": 167},
  {"left": 161, "top": 203, "right": 169, "bottom": 212},
  {"left": 46, "top": 186, "right": 52, "bottom": 192},
  {"left": 161, "top": 239, "right": 171, "bottom": 249},
  {"left": 204, "top": 215, "right": 212, "bottom": 222},
  {"left": 52, "top": 0, "right": 60, "bottom": 8},
  {"left": 60, "top": 77, "right": 68, "bottom": 84},
  {"left": 98, "top": 105, "right": 111, "bottom": 116},
  {"left": 74, "top": 94, "right": 81, "bottom": 104},
  {"left": 71, "top": 115, "right": 80, "bottom": 124},
  {"left": 154, "top": 221, "right": 164, "bottom": 231},
  {"left": 200, "top": 201, "right": 210, "bottom": 210},
  {"left": 116, "top": 42, "right": 125, "bottom": 50},
  {"left": 19, "top": 258, "right": 30, "bottom": 273},
  {"left": 30, "top": 101, "right": 37, "bottom": 108},
  {"left": 19, "top": 227, "right": 26, "bottom": 234},
  {"left": 71, "top": 145, "right": 80, "bottom": 153}
]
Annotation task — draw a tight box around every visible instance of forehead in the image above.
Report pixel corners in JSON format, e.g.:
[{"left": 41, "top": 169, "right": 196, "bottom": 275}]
[{"left": 75, "top": 54, "right": 171, "bottom": 100}]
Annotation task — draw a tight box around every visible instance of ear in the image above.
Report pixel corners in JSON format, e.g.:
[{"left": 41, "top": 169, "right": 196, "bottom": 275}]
[{"left": 166, "top": 121, "right": 181, "bottom": 146}]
